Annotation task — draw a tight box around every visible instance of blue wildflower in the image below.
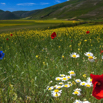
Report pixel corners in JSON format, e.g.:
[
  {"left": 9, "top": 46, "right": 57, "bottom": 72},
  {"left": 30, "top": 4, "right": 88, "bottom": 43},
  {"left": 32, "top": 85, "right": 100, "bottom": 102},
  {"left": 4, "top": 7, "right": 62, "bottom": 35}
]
[{"left": 0, "top": 51, "right": 5, "bottom": 60}]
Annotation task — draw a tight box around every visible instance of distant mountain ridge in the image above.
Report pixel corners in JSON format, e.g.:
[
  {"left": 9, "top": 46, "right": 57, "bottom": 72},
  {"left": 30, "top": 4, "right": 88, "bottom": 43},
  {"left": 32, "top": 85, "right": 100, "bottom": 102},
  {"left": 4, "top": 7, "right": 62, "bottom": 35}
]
[
  {"left": 0, "top": 11, "right": 20, "bottom": 20},
  {"left": 12, "top": 9, "right": 41, "bottom": 18},
  {"left": 0, "top": 0, "right": 103, "bottom": 20}
]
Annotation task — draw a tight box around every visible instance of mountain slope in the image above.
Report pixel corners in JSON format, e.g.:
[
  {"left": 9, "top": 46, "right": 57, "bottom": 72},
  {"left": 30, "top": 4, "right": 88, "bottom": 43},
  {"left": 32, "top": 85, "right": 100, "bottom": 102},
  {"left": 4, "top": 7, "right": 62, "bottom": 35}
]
[
  {"left": 12, "top": 9, "right": 41, "bottom": 18},
  {"left": 29, "top": 0, "right": 103, "bottom": 20},
  {"left": 0, "top": 11, "right": 20, "bottom": 20}
]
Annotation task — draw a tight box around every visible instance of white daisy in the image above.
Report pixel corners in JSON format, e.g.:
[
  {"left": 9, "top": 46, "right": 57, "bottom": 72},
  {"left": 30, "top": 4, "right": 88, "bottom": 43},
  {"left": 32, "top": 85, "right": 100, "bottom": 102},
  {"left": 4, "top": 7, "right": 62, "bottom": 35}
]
[
  {"left": 55, "top": 85, "right": 64, "bottom": 89},
  {"left": 60, "top": 74, "right": 65, "bottom": 77},
  {"left": 73, "top": 88, "right": 81, "bottom": 92},
  {"left": 80, "top": 81, "right": 86, "bottom": 86},
  {"left": 65, "top": 75, "right": 72, "bottom": 79},
  {"left": 88, "top": 56, "right": 96, "bottom": 62},
  {"left": 51, "top": 89, "right": 62, "bottom": 94},
  {"left": 63, "top": 84, "right": 70, "bottom": 88},
  {"left": 68, "top": 71, "right": 76, "bottom": 76},
  {"left": 85, "top": 82, "right": 93, "bottom": 88},
  {"left": 61, "top": 76, "right": 68, "bottom": 82},
  {"left": 84, "top": 52, "right": 93, "bottom": 57},
  {"left": 70, "top": 52, "right": 80, "bottom": 58},
  {"left": 51, "top": 92, "right": 61, "bottom": 97},
  {"left": 72, "top": 90, "right": 81, "bottom": 96},
  {"left": 59, "top": 82, "right": 64, "bottom": 85},
  {"left": 75, "top": 79, "right": 81, "bottom": 83},
  {"left": 47, "top": 86, "right": 54, "bottom": 90},
  {"left": 55, "top": 77, "right": 62, "bottom": 81}
]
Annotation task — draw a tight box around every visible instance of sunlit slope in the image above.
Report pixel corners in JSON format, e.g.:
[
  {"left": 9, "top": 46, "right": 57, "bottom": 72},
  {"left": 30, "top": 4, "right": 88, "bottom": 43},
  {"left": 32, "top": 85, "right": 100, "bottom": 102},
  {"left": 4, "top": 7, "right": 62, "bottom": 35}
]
[{"left": 30, "top": 0, "right": 103, "bottom": 20}]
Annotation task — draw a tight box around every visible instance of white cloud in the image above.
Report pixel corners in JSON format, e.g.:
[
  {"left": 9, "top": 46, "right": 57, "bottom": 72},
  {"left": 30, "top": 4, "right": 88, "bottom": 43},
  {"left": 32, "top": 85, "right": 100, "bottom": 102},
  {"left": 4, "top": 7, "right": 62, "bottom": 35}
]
[
  {"left": 55, "top": 0, "right": 61, "bottom": 3},
  {"left": 1, "top": 3, "right": 6, "bottom": 5},
  {"left": 17, "top": 3, "right": 36, "bottom": 6},
  {"left": 40, "top": 3, "right": 49, "bottom": 5}
]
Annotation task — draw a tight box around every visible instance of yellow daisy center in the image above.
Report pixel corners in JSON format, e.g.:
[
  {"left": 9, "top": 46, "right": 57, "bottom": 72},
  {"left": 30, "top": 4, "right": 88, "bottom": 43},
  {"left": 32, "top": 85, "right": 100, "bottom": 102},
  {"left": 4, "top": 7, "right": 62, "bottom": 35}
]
[
  {"left": 86, "top": 84, "right": 90, "bottom": 87},
  {"left": 77, "top": 80, "right": 80, "bottom": 82},
  {"left": 64, "top": 85, "right": 68, "bottom": 87},
  {"left": 57, "top": 78, "right": 60, "bottom": 80},
  {"left": 58, "top": 86, "right": 61, "bottom": 88},
  {"left": 89, "top": 56, "right": 93, "bottom": 59},
  {"left": 63, "top": 78, "right": 67, "bottom": 80},
  {"left": 67, "top": 76, "right": 70, "bottom": 78},
  {"left": 87, "top": 54, "right": 90, "bottom": 56},
  {"left": 48, "top": 88, "right": 52, "bottom": 90},
  {"left": 90, "top": 79, "right": 92, "bottom": 81},
  {"left": 61, "top": 75, "right": 64, "bottom": 77},
  {"left": 82, "top": 83, "right": 85, "bottom": 85},
  {"left": 54, "top": 89, "right": 59, "bottom": 92},
  {"left": 70, "top": 72, "right": 74, "bottom": 74},
  {"left": 74, "top": 91, "right": 78, "bottom": 94},
  {"left": 72, "top": 55, "right": 76, "bottom": 58}
]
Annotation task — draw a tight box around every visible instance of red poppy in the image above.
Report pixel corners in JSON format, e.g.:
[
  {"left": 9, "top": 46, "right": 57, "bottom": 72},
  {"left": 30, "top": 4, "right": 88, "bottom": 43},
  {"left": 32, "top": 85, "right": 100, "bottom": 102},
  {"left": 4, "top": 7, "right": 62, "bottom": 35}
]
[
  {"left": 90, "top": 74, "right": 103, "bottom": 100},
  {"left": 6, "top": 38, "right": 8, "bottom": 40},
  {"left": 100, "top": 49, "right": 103, "bottom": 54},
  {"left": 86, "top": 31, "right": 90, "bottom": 34},
  {"left": 51, "top": 32, "right": 56, "bottom": 39},
  {"left": 71, "top": 40, "right": 73, "bottom": 42},
  {"left": 10, "top": 34, "right": 13, "bottom": 36}
]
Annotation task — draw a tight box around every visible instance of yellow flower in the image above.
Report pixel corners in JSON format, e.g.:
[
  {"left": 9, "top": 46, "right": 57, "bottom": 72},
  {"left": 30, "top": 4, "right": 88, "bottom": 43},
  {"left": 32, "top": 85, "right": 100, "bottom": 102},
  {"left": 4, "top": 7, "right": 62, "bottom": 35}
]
[
  {"left": 69, "top": 45, "right": 72, "bottom": 47},
  {"left": 88, "top": 56, "right": 93, "bottom": 59},
  {"left": 62, "top": 55, "right": 64, "bottom": 58},
  {"left": 78, "top": 48, "right": 80, "bottom": 50},
  {"left": 36, "top": 55, "right": 39, "bottom": 58},
  {"left": 58, "top": 46, "right": 61, "bottom": 48},
  {"left": 83, "top": 74, "right": 86, "bottom": 78},
  {"left": 84, "top": 40, "right": 87, "bottom": 42},
  {"left": 43, "top": 62, "right": 45, "bottom": 65}
]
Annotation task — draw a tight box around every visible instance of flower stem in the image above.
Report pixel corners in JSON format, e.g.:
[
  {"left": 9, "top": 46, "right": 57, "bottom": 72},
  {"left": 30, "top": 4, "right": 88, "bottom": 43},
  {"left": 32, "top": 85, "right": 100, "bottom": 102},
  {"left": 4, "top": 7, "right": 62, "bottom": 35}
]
[{"left": 14, "top": 34, "right": 31, "bottom": 94}]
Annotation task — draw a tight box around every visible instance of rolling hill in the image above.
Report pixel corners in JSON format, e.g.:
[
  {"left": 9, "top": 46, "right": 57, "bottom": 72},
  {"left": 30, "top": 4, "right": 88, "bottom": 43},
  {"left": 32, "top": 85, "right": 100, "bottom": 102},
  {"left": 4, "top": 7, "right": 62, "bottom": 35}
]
[
  {"left": 29, "top": 0, "right": 103, "bottom": 20},
  {"left": 0, "top": 0, "right": 103, "bottom": 20}
]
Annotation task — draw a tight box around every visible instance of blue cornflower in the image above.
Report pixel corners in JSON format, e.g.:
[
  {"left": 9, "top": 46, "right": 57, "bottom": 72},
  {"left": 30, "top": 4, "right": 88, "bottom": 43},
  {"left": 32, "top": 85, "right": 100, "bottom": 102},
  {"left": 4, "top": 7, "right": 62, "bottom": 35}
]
[{"left": 0, "top": 51, "right": 5, "bottom": 60}]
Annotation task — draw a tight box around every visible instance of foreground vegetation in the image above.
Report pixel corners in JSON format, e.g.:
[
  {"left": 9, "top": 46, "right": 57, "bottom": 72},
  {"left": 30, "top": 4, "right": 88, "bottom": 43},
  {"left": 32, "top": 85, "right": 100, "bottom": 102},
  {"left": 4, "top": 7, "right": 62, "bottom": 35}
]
[{"left": 1, "top": 24, "right": 103, "bottom": 102}]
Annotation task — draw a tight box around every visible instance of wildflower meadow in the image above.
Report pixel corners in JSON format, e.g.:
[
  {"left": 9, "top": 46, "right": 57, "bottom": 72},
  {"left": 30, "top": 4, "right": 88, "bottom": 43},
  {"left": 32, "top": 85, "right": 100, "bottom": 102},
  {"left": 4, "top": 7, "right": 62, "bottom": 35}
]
[{"left": 1, "top": 23, "right": 103, "bottom": 103}]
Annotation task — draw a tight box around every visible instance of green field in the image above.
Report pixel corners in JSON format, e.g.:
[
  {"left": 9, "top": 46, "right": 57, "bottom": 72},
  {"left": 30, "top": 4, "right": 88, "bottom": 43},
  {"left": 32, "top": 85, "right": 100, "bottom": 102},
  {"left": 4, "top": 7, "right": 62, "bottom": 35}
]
[
  {"left": 0, "top": 19, "right": 93, "bottom": 34},
  {"left": 0, "top": 20, "right": 103, "bottom": 103}
]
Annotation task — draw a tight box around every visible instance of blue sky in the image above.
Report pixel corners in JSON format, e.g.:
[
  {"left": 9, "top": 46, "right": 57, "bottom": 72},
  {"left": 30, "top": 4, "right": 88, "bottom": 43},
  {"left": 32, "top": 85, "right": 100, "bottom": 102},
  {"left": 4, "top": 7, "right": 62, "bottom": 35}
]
[{"left": 0, "top": 0, "right": 69, "bottom": 12}]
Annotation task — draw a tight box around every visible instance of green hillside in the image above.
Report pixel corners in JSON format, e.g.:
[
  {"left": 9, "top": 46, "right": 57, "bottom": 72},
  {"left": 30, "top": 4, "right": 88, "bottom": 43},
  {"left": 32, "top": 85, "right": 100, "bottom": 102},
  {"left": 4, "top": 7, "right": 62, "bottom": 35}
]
[
  {"left": 29, "top": 0, "right": 103, "bottom": 20},
  {"left": 1, "top": 0, "right": 103, "bottom": 20}
]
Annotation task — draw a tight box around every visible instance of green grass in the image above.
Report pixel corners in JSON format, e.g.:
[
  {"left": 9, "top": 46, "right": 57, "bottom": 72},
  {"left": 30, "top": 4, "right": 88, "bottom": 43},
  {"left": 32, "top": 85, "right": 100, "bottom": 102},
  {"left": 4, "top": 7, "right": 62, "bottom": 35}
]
[
  {"left": 1, "top": 24, "right": 103, "bottom": 102},
  {"left": 0, "top": 20, "right": 83, "bottom": 34}
]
